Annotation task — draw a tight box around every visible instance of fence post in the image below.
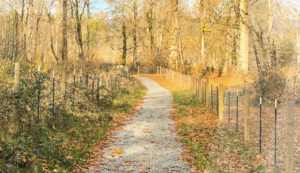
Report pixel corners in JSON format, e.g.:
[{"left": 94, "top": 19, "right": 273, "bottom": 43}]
[
  {"left": 211, "top": 81, "right": 213, "bottom": 109},
  {"left": 194, "top": 77, "right": 197, "bottom": 94},
  {"left": 85, "top": 72, "right": 89, "bottom": 97},
  {"left": 14, "top": 63, "right": 21, "bottom": 128},
  {"left": 275, "top": 99, "right": 278, "bottom": 164},
  {"left": 80, "top": 70, "right": 83, "bottom": 102},
  {"left": 236, "top": 91, "right": 239, "bottom": 132},
  {"left": 217, "top": 85, "right": 219, "bottom": 114},
  {"left": 37, "top": 67, "right": 41, "bottom": 125},
  {"left": 107, "top": 74, "right": 109, "bottom": 89},
  {"left": 138, "top": 66, "right": 140, "bottom": 75},
  {"left": 286, "top": 101, "right": 295, "bottom": 173},
  {"left": 244, "top": 95, "right": 250, "bottom": 147},
  {"left": 259, "top": 97, "right": 262, "bottom": 153},
  {"left": 73, "top": 69, "right": 76, "bottom": 109},
  {"left": 228, "top": 87, "right": 231, "bottom": 125},
  {"left": 196, "top": 78, "right": 198, "bottom": 96},
  {"left": 206, "top": 78, "right": 209, "bottom": 107},
  {"left": 52, "top": 70, "right": 55, "bottom": 118},
  {"left": 92, "top": 73, "right": 95, "bottom": 100},
  {"left": 14, "top": 63, "right": 20, "bottom": 93},
  {"left": 198, "top": 78, "right": 202, "bottom": 101},
  {"left": 219, "top": 84, "right": 223, "bottom": 121},
  {"left": 97, "top": 75, "right": 100, "bottom": 101},
  {"left": 160, "top": 66, "right": 162, "bottom": 78}
]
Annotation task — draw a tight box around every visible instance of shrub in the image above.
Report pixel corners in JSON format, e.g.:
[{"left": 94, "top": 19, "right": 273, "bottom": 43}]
[{"left": 253, "top": 68, "right": 286, "bottom": 103}]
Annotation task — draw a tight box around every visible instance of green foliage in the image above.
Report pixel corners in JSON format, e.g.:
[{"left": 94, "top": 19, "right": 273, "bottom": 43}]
[{"left": 0, "top": 66, "right": 145, "bottom": 172}]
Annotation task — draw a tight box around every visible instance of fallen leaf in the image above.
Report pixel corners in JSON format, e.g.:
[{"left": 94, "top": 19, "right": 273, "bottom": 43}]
[{"left": 111, "top": 149, "right": 124, "bottom": 154}]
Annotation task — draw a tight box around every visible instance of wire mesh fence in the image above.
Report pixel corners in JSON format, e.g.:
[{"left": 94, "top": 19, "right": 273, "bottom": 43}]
[
  {"left": 0, "top": 62, "right": 132, "bottom": 136},
  {"left": 139, "top": 66, "right": 300, "bottom": 172}
]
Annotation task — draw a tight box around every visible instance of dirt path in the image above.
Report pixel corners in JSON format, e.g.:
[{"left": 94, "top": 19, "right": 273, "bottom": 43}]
[{"left": 85, "top": 77, "right": 192, "bottom": 173}]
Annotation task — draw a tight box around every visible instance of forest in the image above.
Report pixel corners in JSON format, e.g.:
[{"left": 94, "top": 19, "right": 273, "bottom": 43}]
[{"left": 0, "top": 0, "right": 300, "bottom": 172}]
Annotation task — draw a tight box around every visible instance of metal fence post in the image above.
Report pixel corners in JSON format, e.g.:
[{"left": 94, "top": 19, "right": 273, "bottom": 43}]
[
  {"left": 274, "top": 99, "right": 277, "bottom": 165},
  {"left": 211, "top": 81, "right": 213, "bottom": 109},
  {"left": 244, "top": 95, "right": 250, "bottom": 147},
  {"left": 52, "top": 70, "right": 55, "bottom": 118},
  {"left": 73, "top": 69, "right": 76, "bottom": 109},
  {"left": 219, "top": 84, "right": 224, "bottom": 121},
  {"left": 260, "top": 97, "right": 262, "bottom": 153},
  {"left": 228, "top": 87, "right": 230, "bottom": 125},
  {"left": 206, "top": 79, "right": 209, "bottom": 107},
  {"left": 37, "top": 67, "right": 41, "bottom": 125},
  {"left": 236, "top": 91, "right": 239, "bottom": 132}
]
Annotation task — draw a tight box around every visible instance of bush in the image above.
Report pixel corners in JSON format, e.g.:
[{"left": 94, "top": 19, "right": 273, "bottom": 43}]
[{"left": 253, "top": 68, "right": 286, "bottom": 103}]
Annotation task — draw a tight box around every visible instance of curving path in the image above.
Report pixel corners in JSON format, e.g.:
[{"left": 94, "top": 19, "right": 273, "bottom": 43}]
[{"left": 86, "top": 77, "right": 192, "bottom": 173}]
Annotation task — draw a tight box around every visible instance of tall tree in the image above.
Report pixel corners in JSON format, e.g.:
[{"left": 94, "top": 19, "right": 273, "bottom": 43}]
[
  {"left": 133, "top": 0, "right": 138, "bottom": 68},
  {"left": 87, "top": 0, "right": 90, "bottom": 64},
  {"left": 121, "top": 0, "right": 127, "bottom": 64},
  {"left": 61, "top": 0, "right": 68, "bottom": 98},
  {"left": 239, "top": 0, "right": 249, "bottom": 73},
  {"left": 268, "top": 0, "right": 276, "bottom": 67}
]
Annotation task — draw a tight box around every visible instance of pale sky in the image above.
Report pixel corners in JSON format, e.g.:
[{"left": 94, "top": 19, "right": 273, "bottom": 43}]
[{"left": 91, "top": 0, "right": 110, "bottom": 13}]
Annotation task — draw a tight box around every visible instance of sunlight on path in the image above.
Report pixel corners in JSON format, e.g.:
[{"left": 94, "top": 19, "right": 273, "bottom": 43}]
[{"left": 85, "top": 77, "right": 192, "bottom": 173}]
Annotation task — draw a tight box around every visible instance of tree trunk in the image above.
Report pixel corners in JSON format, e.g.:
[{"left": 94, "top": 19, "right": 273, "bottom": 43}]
[
  {"left": 239, "top": 0, "right": 249, "bottom": 73},
  {"left": 61, "top": 0, "right": 68, "bottom": 100},
  {"left": 133, "top": 0, "right": 137, "bottom": 68},
  {"left": 74, "top": 0, "right": 85, "bottom": 65},
  {"left": 122, "top": 21, "right": 127, "bottom": 65},
  {"left": 201, "top": 34, "right": 205, "bottom": 69},
  {"left": 147, "top": 0, "right": 154, "bottom": 62},
  {"left": 121, "top": 0, "right": 127, "bottom": 65},
  {"left": 268, "top": 0, "right": 276, "bottom": 67},
  {"left": 87, "top": 0, "right": 90, "bottom": 64},
  {"left": 175, "top": 1, "right": 184, "bottom": 66}
]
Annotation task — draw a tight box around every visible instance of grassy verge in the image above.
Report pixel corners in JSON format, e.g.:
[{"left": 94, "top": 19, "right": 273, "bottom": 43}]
[
  {"left": 142, "top": 74, "right": 262, "bottom": 172},
  {"left": 0, "top": 78, "right": 146, "bottom": 173}
]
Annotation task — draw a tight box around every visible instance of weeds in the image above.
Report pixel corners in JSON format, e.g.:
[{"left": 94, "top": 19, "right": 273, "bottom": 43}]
[{"left": 0, "top": 71, "right": 145, "bottom": 172}]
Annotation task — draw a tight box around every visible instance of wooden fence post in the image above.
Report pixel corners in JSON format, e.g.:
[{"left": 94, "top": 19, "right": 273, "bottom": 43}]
[
  {"left": 206, "top": 78, "right": 209, "bottom": 107},
  {"left": 14, "top": 63, "right": 21, "bottom": 127},
  {"left": 198, "top": 78, "right": 202, "bottom": 101},
  {"left": 218, "top": 84, "right": 224, "bottom": 121},
  {"left": 286, "top": 101, "right": 295, "bottom": 173},
  {"left": 138, "top": 66, "right": 140, "bottom": 75},
  {"left": 160, "top": 66, "right": 162, "bottom": 78},
  {"left": 244, "top": 95, "right": 250, "bottom": 146},
  {"left": 14, "top": 63, "right": 20, "bottom": 93}
]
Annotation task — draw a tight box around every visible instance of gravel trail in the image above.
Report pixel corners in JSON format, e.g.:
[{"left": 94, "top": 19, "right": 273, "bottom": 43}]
[{"left": 86, "top": 77, "right": 191, "bottom": 173}]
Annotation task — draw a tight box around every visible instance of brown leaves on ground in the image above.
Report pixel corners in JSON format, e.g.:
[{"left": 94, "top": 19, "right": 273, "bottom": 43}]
[
  {"left": 171, "top": 105, "right": 219, "bottom": 171},
  {"left": 142, "top": 128, "right": 152, "bottom": 133},
  {"left": 111, "top": 149, "right": 124, "bottom": 155},
  {"left": 76, "top": 97, "right": 145, "bottom": 172}
]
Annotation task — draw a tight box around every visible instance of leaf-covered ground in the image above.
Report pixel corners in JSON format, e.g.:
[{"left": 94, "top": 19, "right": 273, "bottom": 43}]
[{"left": 142, "top": 74, "right": 265, "bottom": 172}]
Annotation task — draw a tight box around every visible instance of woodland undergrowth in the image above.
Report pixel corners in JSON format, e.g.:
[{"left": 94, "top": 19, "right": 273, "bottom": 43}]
[{"left": 0, "top": 67, "right": 145, "bottom": 173}]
